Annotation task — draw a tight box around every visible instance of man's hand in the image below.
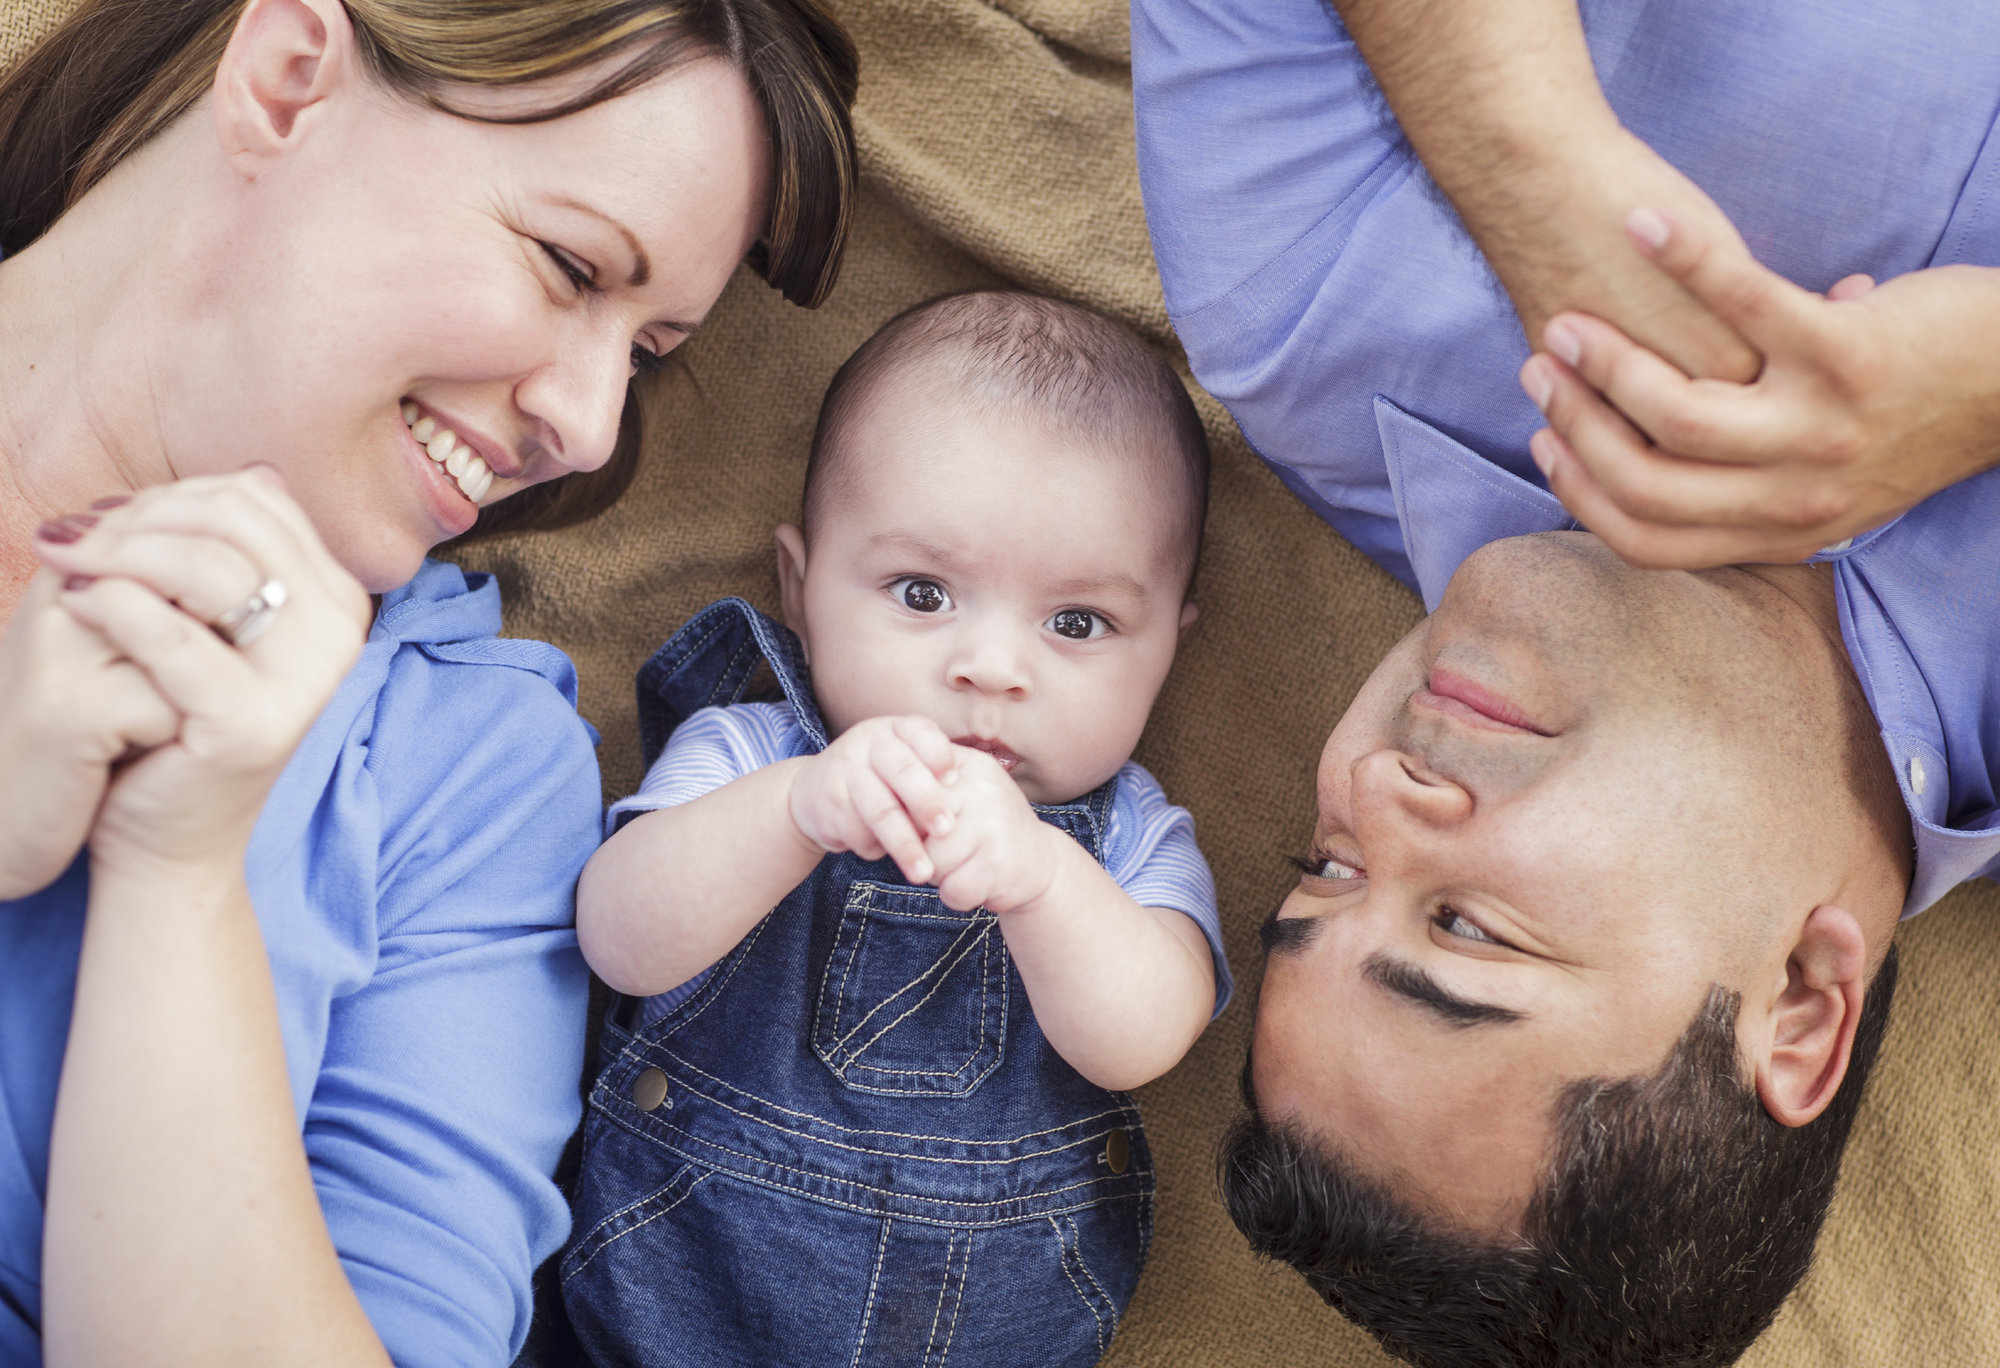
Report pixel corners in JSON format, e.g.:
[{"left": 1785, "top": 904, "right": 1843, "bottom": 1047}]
[
  {"left": 787, "top": 715, "right": 958, "bottom": 884},
  {"left": 1331, "top": 0, "right": 1758, "bottom": 382},
  {"left": 921, "top": 747, "right": 1060, "bottom": 915},
  {"left": 1520, "top": 207, "right": 2000, "bottom": 568}
]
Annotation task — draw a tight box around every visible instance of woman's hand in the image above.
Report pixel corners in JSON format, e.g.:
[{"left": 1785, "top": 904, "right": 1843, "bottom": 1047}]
[
  {"left": 1520, "top": 207, "right": 2000, "bottom": 568},
  {"left": 31, "top": 467, "right": 372, "bottom": 877},
  {"left": 0, "top": 568, "right": 180, "bottom": 900}
]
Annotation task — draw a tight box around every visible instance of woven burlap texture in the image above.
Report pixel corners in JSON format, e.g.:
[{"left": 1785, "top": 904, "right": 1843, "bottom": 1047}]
[{"left": 5, "top": 1, "right": 1996, "bottom": 1363}]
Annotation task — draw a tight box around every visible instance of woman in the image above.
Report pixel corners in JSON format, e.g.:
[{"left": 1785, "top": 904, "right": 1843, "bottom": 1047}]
[{"left": 0, "top": 0, "right": 855, "bottom": 1363}]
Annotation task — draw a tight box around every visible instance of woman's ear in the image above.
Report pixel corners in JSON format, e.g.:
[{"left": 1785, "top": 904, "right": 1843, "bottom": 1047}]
[
  {"left": 774, "top": 524, "right": 811, "bottom": 658},
  {"left": 213, "top": 0, "right": 355, "bottom": 169},
  {"left": 1752, "top": 903, "right": 1869, "bottom": 1127}
]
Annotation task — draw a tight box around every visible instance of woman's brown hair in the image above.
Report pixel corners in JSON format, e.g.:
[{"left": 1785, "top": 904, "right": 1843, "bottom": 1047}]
[{"left": 0, "top": 0, "right": 858, "bottom": 537}]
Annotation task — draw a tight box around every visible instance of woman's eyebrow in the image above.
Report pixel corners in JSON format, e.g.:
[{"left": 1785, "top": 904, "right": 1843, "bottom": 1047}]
[
  {"left": 1362, "top": 951, "right": 1525, "bottom": 1028},
  {"left": 549, "top": 195, "right": 652, "bottom": 286}
]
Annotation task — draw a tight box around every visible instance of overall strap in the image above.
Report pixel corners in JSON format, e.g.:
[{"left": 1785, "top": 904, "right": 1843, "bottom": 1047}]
[
  {"left": 634, "top": 597, "right": 829, "bottom": 766},
  {"left": 1031, "top": 773, "right": 1120, "bottom": 865}
]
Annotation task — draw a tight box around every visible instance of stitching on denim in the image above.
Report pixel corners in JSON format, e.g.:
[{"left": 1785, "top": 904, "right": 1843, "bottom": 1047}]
[
  {"left": 840, "top": 924, "right": 993, "bottom": 1076},
  {"left": 560, "top": 1166, "right": 707, "bottom": 1283},
  {"left": 850, "top": 1217, "right": 894, "bottom": 1368},
  {"left": 628, "top": 1120, "right": 1135, "bottom": 1209},
  {"left": 925, "top": 1229, "right": 969, "bottom": 1368},
  {"left": 829, "top": 910, "right": 985, "bottom": 1056},
  {"left": 563, "top": 1159, "right": 694, "bottom": 1257},
  {"left": 1050, "top": 1215, "right": 1107, "bottom": 1356},
  {"left": 1064, "top": 1212, "right": 1116, "bottom": 1330},
  {"left": 651, "top": 1053, "right": 1139, "bottom": 1147},
  {"left": 655, "top": 915, "right": 768, "bottom": 1040}
]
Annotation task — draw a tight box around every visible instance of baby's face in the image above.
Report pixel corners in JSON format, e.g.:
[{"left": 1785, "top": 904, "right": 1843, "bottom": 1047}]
[{"left": 779, "top": 395, "right": 1196, "bottom": 804}]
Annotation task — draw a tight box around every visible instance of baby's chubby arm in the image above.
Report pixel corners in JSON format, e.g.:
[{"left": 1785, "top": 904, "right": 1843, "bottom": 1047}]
[
  {"left": 577, "top": 716, "right": 959, "bottom": 996},
  {"left": 924, "top": 751, "right": 1216, "bottom": 1092}
]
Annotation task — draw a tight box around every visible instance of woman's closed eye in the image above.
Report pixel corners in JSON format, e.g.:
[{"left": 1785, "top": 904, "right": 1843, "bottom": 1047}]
[
  {"left": 1046, "top": 608, "right": 1109, "bottom": 641},
  {"left": 539, "top": 241, "right": 671, "bottom": 377},
  {"left": 890, "top": 577, "right": 952, "bottom": 613}
]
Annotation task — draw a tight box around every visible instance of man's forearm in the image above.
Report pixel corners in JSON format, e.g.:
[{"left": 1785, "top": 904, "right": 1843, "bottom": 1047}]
[{"left": 1329, "top": 0, "right": 1759, "bottom": 380}]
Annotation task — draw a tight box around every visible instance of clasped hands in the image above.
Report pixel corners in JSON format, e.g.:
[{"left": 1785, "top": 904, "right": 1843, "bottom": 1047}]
[
  {"left": 786, "top": 715, "right": 1059, "bottom": 916},
  {"left": 0, "top": 468, "right": 369, "bottom": 899},
  {"left": 1504, "top": 172, "right": 2000, "bottom": 569}
]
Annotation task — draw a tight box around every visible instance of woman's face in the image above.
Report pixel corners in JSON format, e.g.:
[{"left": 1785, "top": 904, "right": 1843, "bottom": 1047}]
[{"left": 167, "top": 50, "right": 770, "bottom": 590}]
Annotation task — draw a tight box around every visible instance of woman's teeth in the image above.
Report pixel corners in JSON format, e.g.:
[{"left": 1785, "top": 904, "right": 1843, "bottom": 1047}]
[{"left": 400, "top": 401, "right": 493, "bottom": 503}]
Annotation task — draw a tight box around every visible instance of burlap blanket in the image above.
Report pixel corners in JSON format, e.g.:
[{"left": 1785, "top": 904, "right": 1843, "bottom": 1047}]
[{"left": 5, "top": 1, "right": 1997, "bottom": 1363}]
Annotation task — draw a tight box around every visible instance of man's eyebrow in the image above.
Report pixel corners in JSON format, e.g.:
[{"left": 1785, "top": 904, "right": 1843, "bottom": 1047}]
[
  {"left": 1259, "top": 906, "right": 1323, "bottom": 958},
  {"left": 1362, "top": 952, "right": 1525, "bottom": 1028}
]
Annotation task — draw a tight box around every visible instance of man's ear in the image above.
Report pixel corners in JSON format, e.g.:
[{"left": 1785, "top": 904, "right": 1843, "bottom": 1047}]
[
  {"left": 774, "top": 524, "right": 811, "bottom": 658},
  {"left": 213, "top": 0, "right": 355, "bottom": 170},
  {"left": 1178, "top": 599, "right": 1199, "bottom": 637},
  {"left": 1752, "top": 903, "right": 1868, "bottom": 1127}
]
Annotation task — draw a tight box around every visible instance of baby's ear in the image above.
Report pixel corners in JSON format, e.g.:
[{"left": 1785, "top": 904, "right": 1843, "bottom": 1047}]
[
  {"left": 1178, "top": 599, "right": 1199, "bottom": 637},
  {"left": 774, "top": 525, "right": 811, "bottom": 654}
]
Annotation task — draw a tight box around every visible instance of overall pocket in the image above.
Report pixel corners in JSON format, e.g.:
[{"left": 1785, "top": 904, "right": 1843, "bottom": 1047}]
[{"left": 811, "top": 880, "right": 1008, "bottom": 1097}]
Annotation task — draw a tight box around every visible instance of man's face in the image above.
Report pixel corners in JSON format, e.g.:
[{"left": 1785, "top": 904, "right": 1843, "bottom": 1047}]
[{"left": 1253, "top": 533, "right": 1850, "bottom": 1234}]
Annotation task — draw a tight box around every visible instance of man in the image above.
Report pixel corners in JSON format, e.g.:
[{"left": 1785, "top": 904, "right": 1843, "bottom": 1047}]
[{"left": 1132, "top": 0, "right": 2000, "bottom": 1362}]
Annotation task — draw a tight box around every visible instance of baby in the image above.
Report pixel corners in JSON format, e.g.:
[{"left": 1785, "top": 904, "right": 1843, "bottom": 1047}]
[{"left": 559, "top": 292, "right": 1231, "bottom": 1368}]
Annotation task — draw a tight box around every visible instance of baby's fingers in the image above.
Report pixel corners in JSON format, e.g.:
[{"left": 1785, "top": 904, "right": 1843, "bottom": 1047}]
[
  {"left": 889, "top": 715, "right": 958, "bottom": 777},
  {"left": 871, "top": 733, "right": 956, "bottom": 840},
  {"left": 847, "top": 768, "right": 935, "bottom": 885}
]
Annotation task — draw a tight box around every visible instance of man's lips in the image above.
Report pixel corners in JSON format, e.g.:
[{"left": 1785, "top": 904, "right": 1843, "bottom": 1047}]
[
  {"left": 953, "top": 737, "right": 1023, "bottom": 771},
  {"left": 1415, "top": 667, "right": 1552, "bottom": 735}
]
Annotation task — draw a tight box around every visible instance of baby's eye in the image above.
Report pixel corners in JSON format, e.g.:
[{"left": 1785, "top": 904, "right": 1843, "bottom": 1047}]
[
  {"left": 1434, "top": 907, "right": 1499, "bottom": 944},
  {"left": 892, "top": 578, "right": 952, "bottom": 613},
  {"left": 1046, "top": 608, "right": 1108, "bottom": 641}
]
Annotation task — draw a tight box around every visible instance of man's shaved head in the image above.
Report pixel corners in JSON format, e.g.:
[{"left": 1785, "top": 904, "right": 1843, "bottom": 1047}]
[{"left": 803, "top": 290, "right": 1210, "bottom": 585}]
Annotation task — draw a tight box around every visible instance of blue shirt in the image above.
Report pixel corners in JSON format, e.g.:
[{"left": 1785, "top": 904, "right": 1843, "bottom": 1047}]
[
  {"left": 1133, "top": 0, "right": 2000, "bottom": 914},
  {"left": 0, "top": 561, "right": 599, "bottom": 1366},
  {"left": 607, "top": 702, "right": 1233, "bottom": 1019}
]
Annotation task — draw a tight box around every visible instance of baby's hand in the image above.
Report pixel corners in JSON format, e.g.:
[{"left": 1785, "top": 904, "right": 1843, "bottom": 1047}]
[
  {"left": 788, "top": 716, "right": 957, "bottom": 883},
  {"left": 922, "top": 748, "right": 1059, "bottom": 914}
]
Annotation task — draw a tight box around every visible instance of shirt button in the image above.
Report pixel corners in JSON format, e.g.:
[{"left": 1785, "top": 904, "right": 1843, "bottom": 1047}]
[
  {"left": 1104, "top": 1128, "right": 1131, "bottom": 1175},
  {"left": 1909, "top": 756, "right": 1928, "bottom": 797},
  {"left": 630, "top": 1067, "right": 670, "bottom": 1112}
]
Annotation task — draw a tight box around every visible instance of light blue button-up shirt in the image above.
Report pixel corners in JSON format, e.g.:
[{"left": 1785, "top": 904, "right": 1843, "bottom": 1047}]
[
  {"left": 1133, "top": 0, "right": 2000, "bottom": 914},
  {"left": 0, "top": 562, "right": 599, "bottom": 1367}
]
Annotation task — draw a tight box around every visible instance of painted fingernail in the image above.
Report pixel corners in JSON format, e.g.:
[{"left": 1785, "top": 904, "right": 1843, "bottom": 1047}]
[
  {"left": 88, "top": 494, "right": 132, "bottom": 511},
  {"left": 1627, "top": 207, "right": 1671, "bottom": 252},
  {"left": 35, "top": 519, "right": 83, "bottom": 544},
  {"left": 1521, "top": 362, "right": 1554, "bottom": 412},
  {"left": 1544, "top": 321, "right": 1582, "bottom": 368}
]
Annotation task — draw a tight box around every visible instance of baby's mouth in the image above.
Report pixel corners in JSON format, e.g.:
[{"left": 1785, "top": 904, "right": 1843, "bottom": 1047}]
[
  {"left": 402, "top": 401, "right": 493, "bottom": 504},
  {"left": 953, "top": 737, "right": 1023, "bottom": 772}
]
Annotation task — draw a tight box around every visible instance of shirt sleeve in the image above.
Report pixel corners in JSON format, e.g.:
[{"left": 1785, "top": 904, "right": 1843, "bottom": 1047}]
[
  {"left": 605, "top": 702, "right": 804, "bottom": 834},
  {"left": 305, "top": 654, "right": 600, "bottom": 1367},
  {"left": 1103, "top": 763, "right": 1234, "bottom": 1018}
]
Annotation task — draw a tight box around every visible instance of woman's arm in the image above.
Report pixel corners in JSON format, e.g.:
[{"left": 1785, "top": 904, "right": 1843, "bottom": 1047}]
[{"left": 34, "top": 471, "right": 386, "bottom": 1368}]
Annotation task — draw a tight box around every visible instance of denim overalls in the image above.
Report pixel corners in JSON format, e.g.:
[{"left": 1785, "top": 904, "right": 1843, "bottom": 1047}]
[{"left": 562, "top": 599, "right": 1154, "bottom": 1368}]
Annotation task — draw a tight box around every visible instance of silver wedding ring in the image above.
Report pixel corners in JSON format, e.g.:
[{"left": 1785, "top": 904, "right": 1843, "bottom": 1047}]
[{"left": 213, "top": 577, "right": 289, "bottom": 648}]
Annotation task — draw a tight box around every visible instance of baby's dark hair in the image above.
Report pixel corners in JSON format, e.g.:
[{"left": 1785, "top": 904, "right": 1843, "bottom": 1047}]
[{"left": 803, "top": 290, "right": 1211, "bottom": 584}]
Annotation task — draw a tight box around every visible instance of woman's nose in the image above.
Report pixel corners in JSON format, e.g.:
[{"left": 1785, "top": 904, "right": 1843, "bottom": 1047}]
[
  {"left": 511, "top": 328, "right": 632, "bottom": 475},
  {"left": 1351, "top": 747, "right": 1473, "bottom": 831},
  {"left": 948, "top": 629, "right": 1031, "bottom": 699}
]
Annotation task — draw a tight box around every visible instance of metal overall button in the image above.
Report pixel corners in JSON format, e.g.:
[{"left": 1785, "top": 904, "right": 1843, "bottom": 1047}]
[
  {"left": 630, "top": 1067, "right": 670, "bottom": 1112},
  {"left": 1103, "top": 1128, "right": 1131, "bottom": 1175}
]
